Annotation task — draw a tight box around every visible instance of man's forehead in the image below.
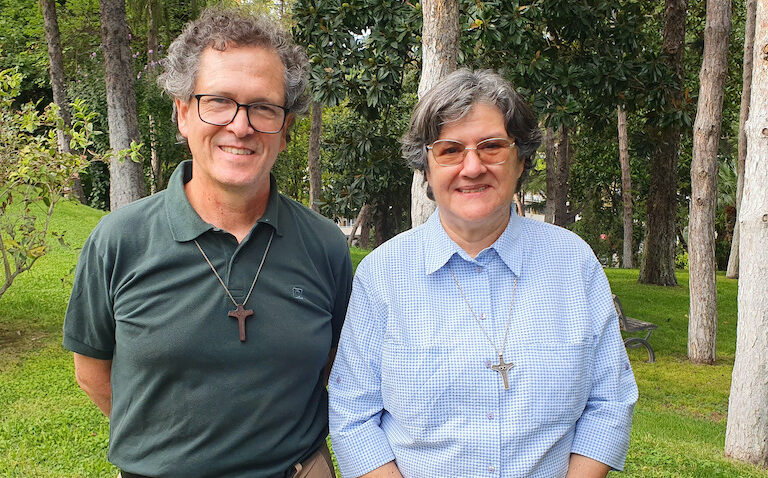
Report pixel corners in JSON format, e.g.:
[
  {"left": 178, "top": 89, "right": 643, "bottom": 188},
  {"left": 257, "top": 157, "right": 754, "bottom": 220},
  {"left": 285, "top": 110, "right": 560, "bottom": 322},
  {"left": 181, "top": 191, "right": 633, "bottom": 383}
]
[{"left": 193, "top": 45, "right": 285, "bottom": 100}]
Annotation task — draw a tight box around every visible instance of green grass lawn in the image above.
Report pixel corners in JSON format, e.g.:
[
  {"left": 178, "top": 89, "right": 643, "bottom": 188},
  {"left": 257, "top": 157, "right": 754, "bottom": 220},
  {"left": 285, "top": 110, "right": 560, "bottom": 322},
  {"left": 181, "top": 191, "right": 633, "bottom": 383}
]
[{"left": 0, "top": 201, "right": 765, "bottom": 477}]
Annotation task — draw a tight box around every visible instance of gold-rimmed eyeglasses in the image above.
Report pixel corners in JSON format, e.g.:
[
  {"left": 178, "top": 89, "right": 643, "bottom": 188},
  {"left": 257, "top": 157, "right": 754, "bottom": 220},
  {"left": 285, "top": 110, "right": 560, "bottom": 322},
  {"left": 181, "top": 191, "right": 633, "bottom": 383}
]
[
  {"left": 426, "top": 137, "right": 516, "bottom": 167},
  {"left": 194, "top": 94, "right": 288, "bottom": 134}
]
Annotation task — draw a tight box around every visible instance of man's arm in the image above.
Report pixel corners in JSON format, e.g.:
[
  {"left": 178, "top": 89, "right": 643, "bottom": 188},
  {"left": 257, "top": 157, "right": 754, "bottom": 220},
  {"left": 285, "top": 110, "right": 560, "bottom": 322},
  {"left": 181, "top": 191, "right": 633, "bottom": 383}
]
[
  {"left": 360, "top": 461, "right": 403, "bottom": 478},
  {"left": 566, "top": 454, "right": 610, "bottom": 478},
  {"left": 73, "top": 353, "right": 112, "bottom": 416},
  {"left": 325, "top": 347, "right": 336, "bottom": 387}
]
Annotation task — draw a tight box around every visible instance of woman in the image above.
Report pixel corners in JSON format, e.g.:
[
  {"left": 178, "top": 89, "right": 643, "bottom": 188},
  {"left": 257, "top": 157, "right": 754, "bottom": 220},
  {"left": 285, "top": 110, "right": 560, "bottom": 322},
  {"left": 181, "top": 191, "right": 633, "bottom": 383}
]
[{"left": 329, "top": 69, "right": 637, "bottom": 478}]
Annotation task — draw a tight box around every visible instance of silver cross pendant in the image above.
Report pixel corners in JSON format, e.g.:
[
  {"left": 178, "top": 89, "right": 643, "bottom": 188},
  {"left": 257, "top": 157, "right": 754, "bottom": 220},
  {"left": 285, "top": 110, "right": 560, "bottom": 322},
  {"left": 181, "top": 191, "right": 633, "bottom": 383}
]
[{"left": 490, "top": 353, "right": 514, "bottom": 390}]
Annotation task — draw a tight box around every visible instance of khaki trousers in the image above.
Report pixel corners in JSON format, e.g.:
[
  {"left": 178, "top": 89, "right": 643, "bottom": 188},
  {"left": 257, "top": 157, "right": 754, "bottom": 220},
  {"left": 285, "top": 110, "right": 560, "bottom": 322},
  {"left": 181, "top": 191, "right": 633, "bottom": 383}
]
[
  {"left": 117, "top": 442, "right": 335, "bottom": 478},
  {"left": 292, "top": 442, "right": 336, "bottom": 478}
]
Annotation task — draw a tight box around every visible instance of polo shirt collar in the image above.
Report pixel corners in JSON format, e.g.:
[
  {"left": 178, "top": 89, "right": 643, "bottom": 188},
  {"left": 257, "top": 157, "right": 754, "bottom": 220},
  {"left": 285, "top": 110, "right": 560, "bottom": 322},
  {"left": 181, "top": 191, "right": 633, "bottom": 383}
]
[
  {"left": 166, "top": 160, "right": 283, "bottom": 242},
  {"left": 424, "top": 206, "right": 523, "bottom": 277}
]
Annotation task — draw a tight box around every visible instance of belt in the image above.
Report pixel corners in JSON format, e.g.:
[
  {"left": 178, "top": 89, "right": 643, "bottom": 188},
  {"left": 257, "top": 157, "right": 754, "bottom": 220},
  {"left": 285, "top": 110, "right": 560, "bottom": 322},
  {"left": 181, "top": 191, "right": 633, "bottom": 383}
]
[{"left": 121, "top": 460, "right": 304, "bottom": 478}]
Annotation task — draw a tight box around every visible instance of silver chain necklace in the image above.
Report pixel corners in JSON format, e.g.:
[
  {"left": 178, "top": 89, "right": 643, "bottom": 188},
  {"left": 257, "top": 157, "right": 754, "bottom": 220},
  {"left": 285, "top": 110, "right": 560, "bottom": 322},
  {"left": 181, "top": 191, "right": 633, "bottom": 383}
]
[
  {"left": 194, "top": 230, "right": 274, "bottom": 342},
  {"left": 450, "top": 267, "right": 518, "bottom": 390}
]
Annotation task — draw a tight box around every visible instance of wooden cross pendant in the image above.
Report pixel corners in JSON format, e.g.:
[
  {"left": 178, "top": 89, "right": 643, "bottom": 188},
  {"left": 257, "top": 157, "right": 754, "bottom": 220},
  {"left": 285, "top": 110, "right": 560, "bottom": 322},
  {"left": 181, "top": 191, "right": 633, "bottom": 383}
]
[
  {"left": 228, "top": 304, "right": 254, "bottom": 342},
  {"left": 490, "top": 354, "right": 514, "bottom": 390}
]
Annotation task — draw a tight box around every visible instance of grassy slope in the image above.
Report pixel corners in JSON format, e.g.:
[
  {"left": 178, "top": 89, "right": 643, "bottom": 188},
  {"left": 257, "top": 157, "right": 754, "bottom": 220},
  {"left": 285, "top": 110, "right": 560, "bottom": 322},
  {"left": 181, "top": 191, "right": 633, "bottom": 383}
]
[{"left": 0, "top": 202, "right": 764, "bottom": 477}]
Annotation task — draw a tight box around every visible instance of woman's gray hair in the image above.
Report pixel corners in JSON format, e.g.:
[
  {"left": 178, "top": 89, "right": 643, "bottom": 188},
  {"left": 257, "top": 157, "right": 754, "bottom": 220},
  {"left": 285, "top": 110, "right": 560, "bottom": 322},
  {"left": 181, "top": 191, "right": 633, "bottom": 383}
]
[
  {"left": 158, "top": 7, "right": 309, "bottom": 126},
  {"left": 402, "top": 69, "right": 542, "bottom": 194}
]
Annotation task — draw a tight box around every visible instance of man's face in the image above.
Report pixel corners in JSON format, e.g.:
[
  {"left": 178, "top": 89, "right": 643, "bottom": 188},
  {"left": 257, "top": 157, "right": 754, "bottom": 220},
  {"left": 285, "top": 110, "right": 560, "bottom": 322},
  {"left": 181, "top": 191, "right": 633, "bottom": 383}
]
[{"left": 176, "top": 45, "right": 290, "bottom": 193}]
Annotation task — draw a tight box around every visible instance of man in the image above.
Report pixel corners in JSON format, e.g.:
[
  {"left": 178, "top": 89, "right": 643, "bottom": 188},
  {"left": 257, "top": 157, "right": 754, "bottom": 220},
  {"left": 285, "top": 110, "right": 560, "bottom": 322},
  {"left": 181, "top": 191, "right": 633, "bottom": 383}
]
[{"left": 64, "top": 8, "right": 352, "bottom": 478}]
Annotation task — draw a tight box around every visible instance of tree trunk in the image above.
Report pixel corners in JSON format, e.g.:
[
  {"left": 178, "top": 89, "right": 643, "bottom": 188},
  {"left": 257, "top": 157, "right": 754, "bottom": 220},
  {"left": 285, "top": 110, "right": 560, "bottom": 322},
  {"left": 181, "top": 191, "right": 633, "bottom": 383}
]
[
  {"left": 147, "top": 1, "right": 161, "bottom": 194},
  {"left": 724, "top": 1, "right": 768, "bottom": 462},
  {"left": 514, "top": 192, "right": 524, "bottom": 217},
  {"left": 687, "top": 0, "right": 732, "bottom": 365},
  {"left": 100, "top": 0, "right": 146, "bottom": 210},
  {"left": 553, "top": 124, "right": 571, "bottom": 227},
  {"left": 727, "top": 0, "right": 757, "bottom": 279},
  {"left": 618, "top": 105, "right": 633, "bottom": 268},
  {"left": 40, "top": 0, "right": 87, "bottom": 204},
  {"left": 639, "top": 0, "right": 687, "bottom": 287},
  {"left": 544, "top": 126, "right": 556, "bottom": 224},
  {"left": 359, "top": 205, "right": 371, "bottom": 249},
  {"left": 347, "top": 203, "right": 370, "bottom": 247},
  {"left": 410, "top": 0, "right": 459, "bottom": 227},
  {"left": 308, "top": 101, "right": 323, "bottom": 213}
]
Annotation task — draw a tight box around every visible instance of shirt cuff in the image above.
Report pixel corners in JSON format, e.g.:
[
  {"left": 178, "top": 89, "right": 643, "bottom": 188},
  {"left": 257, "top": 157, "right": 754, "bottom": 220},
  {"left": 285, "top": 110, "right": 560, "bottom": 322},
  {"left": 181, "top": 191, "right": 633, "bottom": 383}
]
[
  {"left": 570, "top": 415, "right": 632, "bottom": 471},
  {"left": 62, "top": 335, "right": 114, "bottom": 360},
  {"left": 331, "top": 418, "right": 396, "bottom": 477}
]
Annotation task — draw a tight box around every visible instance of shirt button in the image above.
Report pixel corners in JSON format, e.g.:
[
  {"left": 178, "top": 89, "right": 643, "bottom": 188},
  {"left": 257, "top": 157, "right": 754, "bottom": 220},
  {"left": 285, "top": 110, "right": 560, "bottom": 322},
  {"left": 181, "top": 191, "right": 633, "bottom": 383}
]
[
  {"left": 479, "top": 313, "right": 486, "bottom": 320},
  {"left": 484, "top": 360, "right": 492, "bottom": 368},
  {"left": 487, "top": 412, "right": 494, "bottom": 419},
  {"left": 488, "top": 465, "right": 496, "bottom": 472}
]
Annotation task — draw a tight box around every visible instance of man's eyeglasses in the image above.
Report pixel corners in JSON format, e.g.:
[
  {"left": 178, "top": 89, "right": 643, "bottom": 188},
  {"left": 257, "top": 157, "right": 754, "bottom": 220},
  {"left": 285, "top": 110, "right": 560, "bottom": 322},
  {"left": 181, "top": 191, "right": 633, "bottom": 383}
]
[
  {"left": 194, "top": 94, "right": 288, "bottom": 134},
  {"left": 426, "top": 137, "right": 516, "bottom": 167}
]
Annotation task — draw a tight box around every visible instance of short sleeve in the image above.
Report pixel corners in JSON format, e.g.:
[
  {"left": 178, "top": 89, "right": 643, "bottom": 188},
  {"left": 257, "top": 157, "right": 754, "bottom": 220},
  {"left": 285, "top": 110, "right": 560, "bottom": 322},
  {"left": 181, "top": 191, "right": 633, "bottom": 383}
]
[{"left": 62, "top": 226, "right": 116, "bottom": 360}]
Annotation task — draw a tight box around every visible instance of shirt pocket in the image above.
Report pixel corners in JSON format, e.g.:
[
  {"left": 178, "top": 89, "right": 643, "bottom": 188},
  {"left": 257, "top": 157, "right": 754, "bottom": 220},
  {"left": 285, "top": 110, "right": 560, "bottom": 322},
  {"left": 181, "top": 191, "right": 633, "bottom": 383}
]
[
  {"left": 512, "top": 339, "right": 594, "bottom": 425},
  {"left": 380, "top": 342, "right": 457, "bottom": 438}
]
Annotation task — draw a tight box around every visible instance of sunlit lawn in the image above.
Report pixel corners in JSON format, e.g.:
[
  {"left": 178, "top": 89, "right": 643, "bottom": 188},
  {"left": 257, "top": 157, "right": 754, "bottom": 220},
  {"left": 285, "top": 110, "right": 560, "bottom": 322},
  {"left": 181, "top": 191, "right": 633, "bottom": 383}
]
[{"left": 0, "top": 201, "right": 765, "bottom": 477}]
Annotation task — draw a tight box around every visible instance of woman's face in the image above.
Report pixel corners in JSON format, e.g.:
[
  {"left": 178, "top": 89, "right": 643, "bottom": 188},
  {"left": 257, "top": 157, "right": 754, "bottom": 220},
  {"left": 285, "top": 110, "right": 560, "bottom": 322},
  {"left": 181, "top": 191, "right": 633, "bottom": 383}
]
[{"left": 425, "top": 102, "right": 524, "bottom": 235}]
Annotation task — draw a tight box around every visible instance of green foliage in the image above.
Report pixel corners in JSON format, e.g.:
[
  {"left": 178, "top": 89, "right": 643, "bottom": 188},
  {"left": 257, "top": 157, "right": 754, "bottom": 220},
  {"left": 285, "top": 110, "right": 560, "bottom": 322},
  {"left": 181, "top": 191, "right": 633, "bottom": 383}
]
[
  {"left": 293, "top": 0, "right": 421, "bottom": 119},
  {"left": 0, "top": 68, "right": 97, "bottom": 300},
  {"left": 321, "top": 96, "right": 414, "bottom": 242}
]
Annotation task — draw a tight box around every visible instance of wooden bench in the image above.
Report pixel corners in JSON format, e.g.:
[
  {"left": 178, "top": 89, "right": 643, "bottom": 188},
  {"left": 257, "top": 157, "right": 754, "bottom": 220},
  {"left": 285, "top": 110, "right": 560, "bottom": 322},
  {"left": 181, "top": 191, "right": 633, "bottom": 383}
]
[{"left": 612, "top": 294, "right": 658, "bottom": 363}]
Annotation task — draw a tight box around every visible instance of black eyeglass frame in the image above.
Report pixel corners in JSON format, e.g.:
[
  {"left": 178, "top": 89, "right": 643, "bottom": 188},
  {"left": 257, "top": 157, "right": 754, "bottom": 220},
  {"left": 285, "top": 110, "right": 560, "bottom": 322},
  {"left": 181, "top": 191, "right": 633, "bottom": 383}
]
[
  {"left": 193, "top": 94, "right": 289, "bottom": 134},
  {"left": 425, "top": 137, "right": 517, "bottom": 167}
]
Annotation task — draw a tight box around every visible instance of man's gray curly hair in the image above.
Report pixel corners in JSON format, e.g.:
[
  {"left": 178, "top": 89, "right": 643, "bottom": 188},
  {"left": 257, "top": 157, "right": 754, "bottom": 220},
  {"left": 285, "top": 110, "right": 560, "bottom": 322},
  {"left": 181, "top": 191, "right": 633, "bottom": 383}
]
[{"left": 158, "top": 7, "right": 309, "bottom": 131}]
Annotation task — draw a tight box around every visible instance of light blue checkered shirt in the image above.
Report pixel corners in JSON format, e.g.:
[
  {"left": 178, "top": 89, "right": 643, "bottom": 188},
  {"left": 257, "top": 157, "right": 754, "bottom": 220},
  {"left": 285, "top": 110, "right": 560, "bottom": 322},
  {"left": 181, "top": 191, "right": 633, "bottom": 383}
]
[{"left": 329, "top": 209, "right": 637, "bottom": 477}]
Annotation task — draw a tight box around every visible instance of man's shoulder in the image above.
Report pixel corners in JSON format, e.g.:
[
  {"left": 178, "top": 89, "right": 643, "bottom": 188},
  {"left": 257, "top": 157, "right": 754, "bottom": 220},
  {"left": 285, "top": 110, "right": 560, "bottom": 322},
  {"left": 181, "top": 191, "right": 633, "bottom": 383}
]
[
  {"left": 89, "top": 191, "right": 168, "bottom": 243},
  {"left": 277, "top": 193, "right": 346, "bottom": 244}
]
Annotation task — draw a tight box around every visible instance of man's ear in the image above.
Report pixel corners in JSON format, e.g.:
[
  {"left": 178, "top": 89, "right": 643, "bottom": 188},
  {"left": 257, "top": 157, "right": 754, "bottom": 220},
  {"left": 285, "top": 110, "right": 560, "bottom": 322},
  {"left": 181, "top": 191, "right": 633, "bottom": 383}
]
[
  {"left": 175, "top": 97, "right": 191, "bottom": 139},
  {"left": 280, "top": 113, "right": 294, "bottom": 151}
]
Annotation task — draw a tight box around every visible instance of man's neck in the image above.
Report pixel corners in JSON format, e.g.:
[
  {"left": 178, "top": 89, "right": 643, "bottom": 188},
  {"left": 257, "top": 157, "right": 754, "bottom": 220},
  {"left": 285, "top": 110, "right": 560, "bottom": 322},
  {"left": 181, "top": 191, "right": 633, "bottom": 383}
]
[{"left": 184, "top": 176, "right": 270, "bottom": 243}]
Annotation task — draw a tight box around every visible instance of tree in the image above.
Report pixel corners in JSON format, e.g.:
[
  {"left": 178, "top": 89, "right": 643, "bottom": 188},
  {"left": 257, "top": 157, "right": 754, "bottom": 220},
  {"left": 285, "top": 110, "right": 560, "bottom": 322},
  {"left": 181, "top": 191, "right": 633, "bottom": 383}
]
[
  {"left": 308, "top": 101, "right": 322, "bottom": 212},
  {"left": 0, "top": 69, "right": 95, "bottom": 300},
  {"left": 639, "top": 0, "right": 688, "bottom": 287},
  {"left": 410, "top": 0, "right": 459, "bottom": 228},
  {"left": 687, "top": 0, "right": 732, "bottom": 365},
  {"left": 617, "top": 105, "right": 633, "bottom": 268},
  {"left": 99, "top": 0, "right": 146, "bottom": 209},
  {"left": 39, "top": 0, "right": 87, "bottom": 204},
  {"left": 726, "top": 0, "right": 757, "bottom": 279},
  {"left": 724, "top": 0, "right": 768, "bottom": 463}
]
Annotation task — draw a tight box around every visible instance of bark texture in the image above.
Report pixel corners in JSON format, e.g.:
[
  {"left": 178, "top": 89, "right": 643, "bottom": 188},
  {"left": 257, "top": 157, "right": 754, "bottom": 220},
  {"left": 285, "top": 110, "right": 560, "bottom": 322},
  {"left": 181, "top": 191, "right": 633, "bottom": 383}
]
[
  {"left": 40, "top": 0, "right": 86, "bottom": 203},
  {"left": 100, "top": 0, "right": 146, "bottom": 210},
  {"left": 410, "top": 0, "right": 459, "bottom": 227},
  {"left": 688, "top": 0, "right": 732, "bottom": 365},
  {"left": 639, "top": 0, "right": 687, "bottom": 286},
  {"left": 308, "top": 101, "right": 323, "bottom": 213},
  {"left": 147, "top": 2, "right": 161, "bottom": 194},
  {"left": 727, "top": 0, "right": 758, "bottom": 279},
  {"left": 724, "top": 1, "right": 768, "bottom": 462},
  {"left": 347, "top": 203, "right": 371, "bottom": 247},
  {"left": 553, "top": 125, "right": 572, "bottom": 227},
  {"left": 618, "top": 106, "right": 633, "bottom": 268},
  {"left": 544, "top": 126, "right": 556, "bottom": 224}
]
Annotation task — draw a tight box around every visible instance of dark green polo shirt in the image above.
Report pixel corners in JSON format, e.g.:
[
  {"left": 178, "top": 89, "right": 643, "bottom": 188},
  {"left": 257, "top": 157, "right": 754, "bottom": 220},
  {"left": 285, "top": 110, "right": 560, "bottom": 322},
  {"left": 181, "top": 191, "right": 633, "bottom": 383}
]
[{"left": 64, "top": 161, "right": 352, "bottom": 478}]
